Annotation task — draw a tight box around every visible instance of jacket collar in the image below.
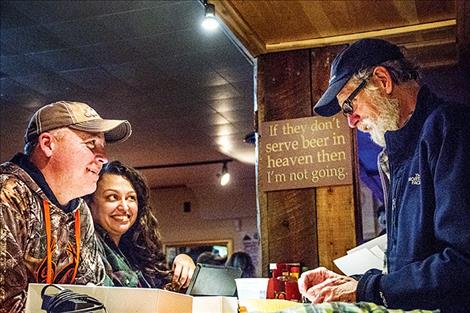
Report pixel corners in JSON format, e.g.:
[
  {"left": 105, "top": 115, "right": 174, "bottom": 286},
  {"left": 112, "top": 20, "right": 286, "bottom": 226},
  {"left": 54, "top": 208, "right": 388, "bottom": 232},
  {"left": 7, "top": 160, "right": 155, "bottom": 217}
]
[
  {"left": 384, "top": 85, "right": 439, "bottom": 163},
  {"left": 9, "top": 153, "right": 80, "bottom": 213},
  {"left": 94, "top": 223, "right": 118, "bottom": 248}
]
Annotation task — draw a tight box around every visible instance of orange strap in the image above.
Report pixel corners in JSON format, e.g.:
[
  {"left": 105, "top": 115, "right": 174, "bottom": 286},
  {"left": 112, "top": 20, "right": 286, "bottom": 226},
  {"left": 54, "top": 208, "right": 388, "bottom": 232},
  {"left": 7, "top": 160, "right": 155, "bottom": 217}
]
[
  {"left": 71, "top": 209, "right": 81, "bottom": 282},
  {"left": 42, "top": 200, "right": 81, "bottom": 284},
  {"left": 43, "top": 200, "right": 53, "bottom": 284}
]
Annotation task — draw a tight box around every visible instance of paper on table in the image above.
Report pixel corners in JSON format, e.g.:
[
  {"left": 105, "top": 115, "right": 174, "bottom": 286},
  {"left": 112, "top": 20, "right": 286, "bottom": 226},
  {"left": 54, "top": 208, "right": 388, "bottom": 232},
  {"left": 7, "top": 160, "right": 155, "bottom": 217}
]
[
  {"left": 370, "top": 245, "right": 386, "bottom": 260},
  {"left": 347, "top": 234, "right": 387, "bottom": 255},
  {"left": 333, "top": 248, "right": 383, "bottom": 276}
]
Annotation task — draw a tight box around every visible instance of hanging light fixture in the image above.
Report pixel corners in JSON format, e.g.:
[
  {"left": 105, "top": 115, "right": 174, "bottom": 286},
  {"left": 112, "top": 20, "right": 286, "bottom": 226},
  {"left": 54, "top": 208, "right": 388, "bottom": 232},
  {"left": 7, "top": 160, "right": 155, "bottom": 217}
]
[
  {"left": 219, "top": 161, "right": 231, "bottom": 186},
  {"left": 201, "top": 0, "right": 219, "bottom": 31}
]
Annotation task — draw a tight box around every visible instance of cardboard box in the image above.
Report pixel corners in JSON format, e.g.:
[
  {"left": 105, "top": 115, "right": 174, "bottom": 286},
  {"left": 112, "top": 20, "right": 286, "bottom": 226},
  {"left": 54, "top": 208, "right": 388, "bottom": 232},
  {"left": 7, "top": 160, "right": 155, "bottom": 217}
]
[
  {"left": 26, "top": 283, "right": 237, "bottom": 313},
  {"left": 193, "top": 296, "right": 237, "bottom": 313}
]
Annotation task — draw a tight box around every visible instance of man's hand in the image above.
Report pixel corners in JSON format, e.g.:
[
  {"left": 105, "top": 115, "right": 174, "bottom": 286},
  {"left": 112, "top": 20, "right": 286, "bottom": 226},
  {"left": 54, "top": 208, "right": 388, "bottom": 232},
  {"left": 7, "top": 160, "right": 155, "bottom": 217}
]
[
  {"left": 298, "top": 267, "right": 357, "bottom": 303},
  {"left": 172, "top": 254, "right": 196, "bottom": 288}
]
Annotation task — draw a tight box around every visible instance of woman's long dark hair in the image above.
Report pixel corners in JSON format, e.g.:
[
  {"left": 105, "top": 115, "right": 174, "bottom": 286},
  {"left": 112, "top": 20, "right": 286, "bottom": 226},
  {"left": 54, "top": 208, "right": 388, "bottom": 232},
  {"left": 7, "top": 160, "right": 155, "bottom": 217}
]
[{"left": 90, "top": 161, "right": 169, "bottom": 283}]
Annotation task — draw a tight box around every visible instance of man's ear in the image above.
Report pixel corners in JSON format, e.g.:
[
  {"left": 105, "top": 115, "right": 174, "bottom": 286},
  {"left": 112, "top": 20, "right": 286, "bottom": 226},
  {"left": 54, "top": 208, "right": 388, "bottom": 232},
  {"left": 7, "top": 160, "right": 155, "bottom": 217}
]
[
  {"left": 37, "top": 132, "right": 55, "bottom": 157},
  {"left": 373, "top": 66, "right": 394, "bottom": 95}
]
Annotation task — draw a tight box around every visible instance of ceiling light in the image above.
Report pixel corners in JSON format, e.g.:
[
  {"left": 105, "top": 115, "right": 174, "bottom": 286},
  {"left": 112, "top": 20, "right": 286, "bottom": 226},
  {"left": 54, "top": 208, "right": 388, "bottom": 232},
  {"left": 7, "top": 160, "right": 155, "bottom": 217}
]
[
  {"left": 201, "top": 2, "right": 218, "bottom": 31},
  {"left": 134, "top": 159, "right": 233, "bottom": 186},
  {"left": 219, "top": 162, "right": 231, "bottom": 186}
]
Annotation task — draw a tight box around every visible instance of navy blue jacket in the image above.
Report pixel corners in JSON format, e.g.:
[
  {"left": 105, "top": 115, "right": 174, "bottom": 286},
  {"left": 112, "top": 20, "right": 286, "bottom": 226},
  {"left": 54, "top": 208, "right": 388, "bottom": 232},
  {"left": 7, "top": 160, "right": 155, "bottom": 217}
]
[{"left": 356, "top": 86, "right": 470, "bottom": 312}]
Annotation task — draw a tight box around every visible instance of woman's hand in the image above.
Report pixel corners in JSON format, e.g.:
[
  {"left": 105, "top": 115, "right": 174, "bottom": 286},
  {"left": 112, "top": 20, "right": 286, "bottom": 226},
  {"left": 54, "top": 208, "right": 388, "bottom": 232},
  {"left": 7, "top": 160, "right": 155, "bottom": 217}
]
[{"left": 172, "top": 254, "right": 196, "bottom": 288}]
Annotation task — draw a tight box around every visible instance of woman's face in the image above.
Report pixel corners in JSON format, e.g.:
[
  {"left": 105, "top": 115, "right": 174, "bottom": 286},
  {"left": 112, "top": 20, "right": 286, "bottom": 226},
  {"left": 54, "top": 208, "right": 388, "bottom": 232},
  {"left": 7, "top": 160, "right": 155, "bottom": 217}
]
[{"left": 90, "top": 173, "right": 138, "bottom": 245}]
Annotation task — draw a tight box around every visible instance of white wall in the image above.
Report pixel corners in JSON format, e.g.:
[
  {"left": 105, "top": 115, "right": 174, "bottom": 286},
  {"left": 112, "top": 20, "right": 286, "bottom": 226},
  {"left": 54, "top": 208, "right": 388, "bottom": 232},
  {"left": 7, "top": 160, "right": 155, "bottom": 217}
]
[{"left": 149, "top": 180, "right": 259, "bottom": 264}]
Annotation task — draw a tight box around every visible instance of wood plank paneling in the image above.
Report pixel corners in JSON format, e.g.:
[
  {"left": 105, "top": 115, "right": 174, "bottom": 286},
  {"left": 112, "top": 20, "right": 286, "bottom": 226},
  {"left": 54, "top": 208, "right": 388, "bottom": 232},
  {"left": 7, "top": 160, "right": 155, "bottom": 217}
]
[
  {"left": 310, "top": 45, "right": 358, "bottom": 271},
  {"left": 213, "top": 0, "right": 457, "bottom": 69},
  {"left": 267, "top": 189, "right": 317, "bottom": 266},
  {"left": 316, "top": 185, "right": 356, "bottom": 271},
  {"left": 263, "top": 50, "right": 312, "bottom": 119},
  {"left": 214, "top": 1, "right": 454, "bottom": 48},
  {"left": 258, "top": 50, "right": 318, "bottom": 276},
  {"left": 257, "top": 46, "right": 358, "bottom": 275},
  {"left": 219, "top": 1, "right": 454, "bottom": 44}
]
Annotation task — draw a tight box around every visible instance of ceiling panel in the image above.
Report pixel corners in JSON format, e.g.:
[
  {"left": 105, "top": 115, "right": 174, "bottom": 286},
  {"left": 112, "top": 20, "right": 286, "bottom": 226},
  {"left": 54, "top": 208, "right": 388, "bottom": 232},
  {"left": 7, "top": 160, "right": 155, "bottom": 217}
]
[
  {"left": 206, "top": 97, "right": 254, "bottom": 113},
  {"left": 58, "top": 68, "right": 133, "bottom": 96},
  {"left": 1, "top": 54, "right": 48, "bottom": 77},
  {"left": 0, "top": 77, "right": 46, "bottom": 106},
  {"left": 218, "top": 108, "right": 254, "bottom": 124},
  {"left": 99, "top": 2, "right": 200, "bottom": 39},
  {"left": 195, "top": 84, "right": 242, "bottom": 102},
  {"left": 27, "top": 49, "right": 96, "bottom": 72},
  {"left": 1, "top": 25, "right": 66, "bottom": 54},
  {"left": 8, "top": 1, "right": 165, "bottom": 25},
  {"left": 42, "top": 19, "right": 122, "bottom": 47},
  {"left": 11, "top": 73, "right": 75, "bottom": 96},
  {"left": 0, "top": 2, "right": 37, "bottom": 29},
  {"left": 215, "top": 66, "right": 253, "bottom": 83},
  {"left": 74, "top": 40, "right": 143, "bottom": 65}
]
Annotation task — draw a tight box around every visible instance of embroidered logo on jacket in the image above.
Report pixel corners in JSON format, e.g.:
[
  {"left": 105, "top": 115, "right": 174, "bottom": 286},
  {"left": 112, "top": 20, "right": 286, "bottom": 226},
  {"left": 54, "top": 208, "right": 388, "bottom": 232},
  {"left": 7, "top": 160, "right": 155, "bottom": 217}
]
[{"left": 408, "top": 173, "right": 421, "bottom": 185}]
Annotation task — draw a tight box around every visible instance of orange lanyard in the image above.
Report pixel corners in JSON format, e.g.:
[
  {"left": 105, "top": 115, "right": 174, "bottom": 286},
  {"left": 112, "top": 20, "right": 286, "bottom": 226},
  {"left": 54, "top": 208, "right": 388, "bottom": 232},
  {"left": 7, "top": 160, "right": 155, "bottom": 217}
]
[{"left": 42, "top": 199, "right": 81, "bottom": 284}]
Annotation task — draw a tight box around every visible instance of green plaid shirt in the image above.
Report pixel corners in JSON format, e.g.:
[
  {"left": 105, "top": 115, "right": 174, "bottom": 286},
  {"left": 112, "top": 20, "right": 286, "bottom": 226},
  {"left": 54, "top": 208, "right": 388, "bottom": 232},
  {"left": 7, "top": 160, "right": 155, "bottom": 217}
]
[{"left": 258, "top": 302, "right": 438, "bottom": 313}]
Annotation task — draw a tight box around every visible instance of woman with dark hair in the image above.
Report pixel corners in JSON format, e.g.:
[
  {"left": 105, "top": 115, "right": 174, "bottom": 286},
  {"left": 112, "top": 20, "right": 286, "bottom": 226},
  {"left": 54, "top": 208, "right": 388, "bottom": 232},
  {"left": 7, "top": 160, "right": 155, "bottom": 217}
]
[
  {"left": 85, "top": 160, "right": 195, "bottom": 290},
  {"left": 226, "top": 251, "right": 256, "bottom": 278}
]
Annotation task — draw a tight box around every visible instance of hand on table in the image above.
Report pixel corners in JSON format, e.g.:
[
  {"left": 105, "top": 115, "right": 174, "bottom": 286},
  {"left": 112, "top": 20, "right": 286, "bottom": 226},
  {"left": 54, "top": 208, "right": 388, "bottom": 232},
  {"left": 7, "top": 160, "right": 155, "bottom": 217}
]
[
  {"left": 298, "top": 267, "right": 357, "bottom": 303},
  {"left": 172, "top": 254, "right": 196, "bottom": 288}
]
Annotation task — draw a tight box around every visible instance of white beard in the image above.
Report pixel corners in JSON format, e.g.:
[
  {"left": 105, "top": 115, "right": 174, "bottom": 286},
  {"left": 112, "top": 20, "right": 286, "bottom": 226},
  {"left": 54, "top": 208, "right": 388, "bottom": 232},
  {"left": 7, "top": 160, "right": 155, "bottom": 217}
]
[{"left": 358, "top": 91, "right": 401, "bottom": 147}]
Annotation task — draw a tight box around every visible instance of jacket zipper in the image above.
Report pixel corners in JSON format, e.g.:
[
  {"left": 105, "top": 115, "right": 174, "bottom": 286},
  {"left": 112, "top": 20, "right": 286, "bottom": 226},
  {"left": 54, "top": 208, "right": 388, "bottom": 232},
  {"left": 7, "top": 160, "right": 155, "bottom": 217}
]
[{"left": 390, "top": 169, "right": 404, "bottom": 250}]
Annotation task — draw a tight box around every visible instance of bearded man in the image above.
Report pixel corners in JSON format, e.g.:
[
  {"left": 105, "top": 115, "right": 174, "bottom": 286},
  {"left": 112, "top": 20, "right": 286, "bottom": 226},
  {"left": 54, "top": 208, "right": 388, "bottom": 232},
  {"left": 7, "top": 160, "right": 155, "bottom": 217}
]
[{"left": 298, "top": 39, "right": 470, "bottom": 312}]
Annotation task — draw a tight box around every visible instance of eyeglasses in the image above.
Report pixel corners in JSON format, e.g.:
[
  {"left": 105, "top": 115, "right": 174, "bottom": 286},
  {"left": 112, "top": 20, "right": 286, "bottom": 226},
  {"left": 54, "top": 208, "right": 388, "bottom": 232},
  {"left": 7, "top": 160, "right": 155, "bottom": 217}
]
[{"left": 341, "top": 76, "right": 370, "bottom": 115}]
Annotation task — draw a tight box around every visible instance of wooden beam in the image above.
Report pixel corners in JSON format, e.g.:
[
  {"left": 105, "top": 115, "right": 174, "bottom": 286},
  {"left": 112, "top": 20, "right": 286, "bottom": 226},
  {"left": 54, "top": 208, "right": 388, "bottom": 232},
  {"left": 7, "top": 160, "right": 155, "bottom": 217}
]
[
  {"left": 266, "top": 19, "right": 456, "bottom": 53},
  {"left": 212, "top": 0, "right": 266, "bottom": 57}
]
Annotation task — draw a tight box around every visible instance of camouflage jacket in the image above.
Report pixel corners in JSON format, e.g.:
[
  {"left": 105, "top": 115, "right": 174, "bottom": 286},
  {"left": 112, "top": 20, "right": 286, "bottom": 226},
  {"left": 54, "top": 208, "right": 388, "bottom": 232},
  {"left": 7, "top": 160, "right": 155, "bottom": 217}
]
[{"left": 0, "top": 160, "right": 105, "bottom": 313}]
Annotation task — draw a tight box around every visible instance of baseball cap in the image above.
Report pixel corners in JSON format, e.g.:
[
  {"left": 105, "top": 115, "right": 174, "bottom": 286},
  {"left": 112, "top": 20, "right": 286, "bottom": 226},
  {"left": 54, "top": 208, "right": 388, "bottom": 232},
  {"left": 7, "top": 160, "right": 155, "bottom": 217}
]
[
  {"left": 313, "top": 38, "right": 404, "bottom": 117},
  {"left": 25, "top": 101, "right": 132, "bottom": 144}
]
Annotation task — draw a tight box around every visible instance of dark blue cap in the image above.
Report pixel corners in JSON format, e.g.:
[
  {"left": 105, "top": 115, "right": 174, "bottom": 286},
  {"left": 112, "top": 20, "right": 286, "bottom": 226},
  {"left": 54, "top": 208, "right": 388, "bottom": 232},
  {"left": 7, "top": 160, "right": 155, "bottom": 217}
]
[{"left": 313, "top": 38, "right": 404, "bottom": 117}]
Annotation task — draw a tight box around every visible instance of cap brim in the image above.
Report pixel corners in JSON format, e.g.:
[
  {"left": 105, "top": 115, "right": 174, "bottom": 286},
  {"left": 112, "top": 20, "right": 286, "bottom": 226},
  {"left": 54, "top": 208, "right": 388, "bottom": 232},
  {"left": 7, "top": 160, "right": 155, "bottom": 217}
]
[
  {"left": 313, "top": 76, "right": 350, "bottom": 117},
  {"left": 69, "top": 119, "right": 132, "bottom": 144}
]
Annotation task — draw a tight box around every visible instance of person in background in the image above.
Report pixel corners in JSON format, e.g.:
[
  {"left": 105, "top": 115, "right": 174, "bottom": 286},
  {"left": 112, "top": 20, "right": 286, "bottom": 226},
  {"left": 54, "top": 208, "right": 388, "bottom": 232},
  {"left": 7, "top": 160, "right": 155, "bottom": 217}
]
[
  {"left": 299, "top": 38, "right": 470, "bottom": 312},
  {"left": 226, "top": 251, "right": 255, "bottom": 278},
  {"left": 86, "top": 160, "right": 195, "bottom": 290},
  {"left": 0, "top": 101, "right": 132, "bottom": 312},
  {"left": 196, "top": 251, "right": 226, "bottom": 266}
]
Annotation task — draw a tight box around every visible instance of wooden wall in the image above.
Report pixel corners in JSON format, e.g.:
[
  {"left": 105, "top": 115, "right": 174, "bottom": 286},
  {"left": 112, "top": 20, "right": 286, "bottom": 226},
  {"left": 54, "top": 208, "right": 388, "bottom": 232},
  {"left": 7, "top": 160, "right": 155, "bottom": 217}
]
[{"left": 257, "top": 45, "right": 359, "bottom": 275}]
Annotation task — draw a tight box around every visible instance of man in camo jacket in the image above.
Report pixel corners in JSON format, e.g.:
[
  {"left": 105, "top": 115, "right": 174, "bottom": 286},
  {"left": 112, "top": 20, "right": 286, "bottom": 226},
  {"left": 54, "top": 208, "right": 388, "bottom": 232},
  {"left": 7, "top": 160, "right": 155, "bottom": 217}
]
[{"left": 0, "top": 101, "right": 132, "bottom": 312}]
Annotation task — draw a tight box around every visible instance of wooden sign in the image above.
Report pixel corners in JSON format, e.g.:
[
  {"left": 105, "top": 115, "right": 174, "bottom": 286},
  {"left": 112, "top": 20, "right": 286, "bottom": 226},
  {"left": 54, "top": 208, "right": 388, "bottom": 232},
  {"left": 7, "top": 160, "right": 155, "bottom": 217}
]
[{"left": 259, "top": 115, "right": 352, "bottom": 191}]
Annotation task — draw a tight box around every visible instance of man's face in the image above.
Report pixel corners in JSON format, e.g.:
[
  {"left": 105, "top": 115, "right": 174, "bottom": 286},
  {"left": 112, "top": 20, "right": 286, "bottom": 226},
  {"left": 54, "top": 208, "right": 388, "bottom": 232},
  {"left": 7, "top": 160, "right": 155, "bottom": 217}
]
[
  {"left": 337, "top": 80, "right": 400, "bottom": 147},
  {"left": 50, "top": 128, "right": 108, "bottom": 199}
]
